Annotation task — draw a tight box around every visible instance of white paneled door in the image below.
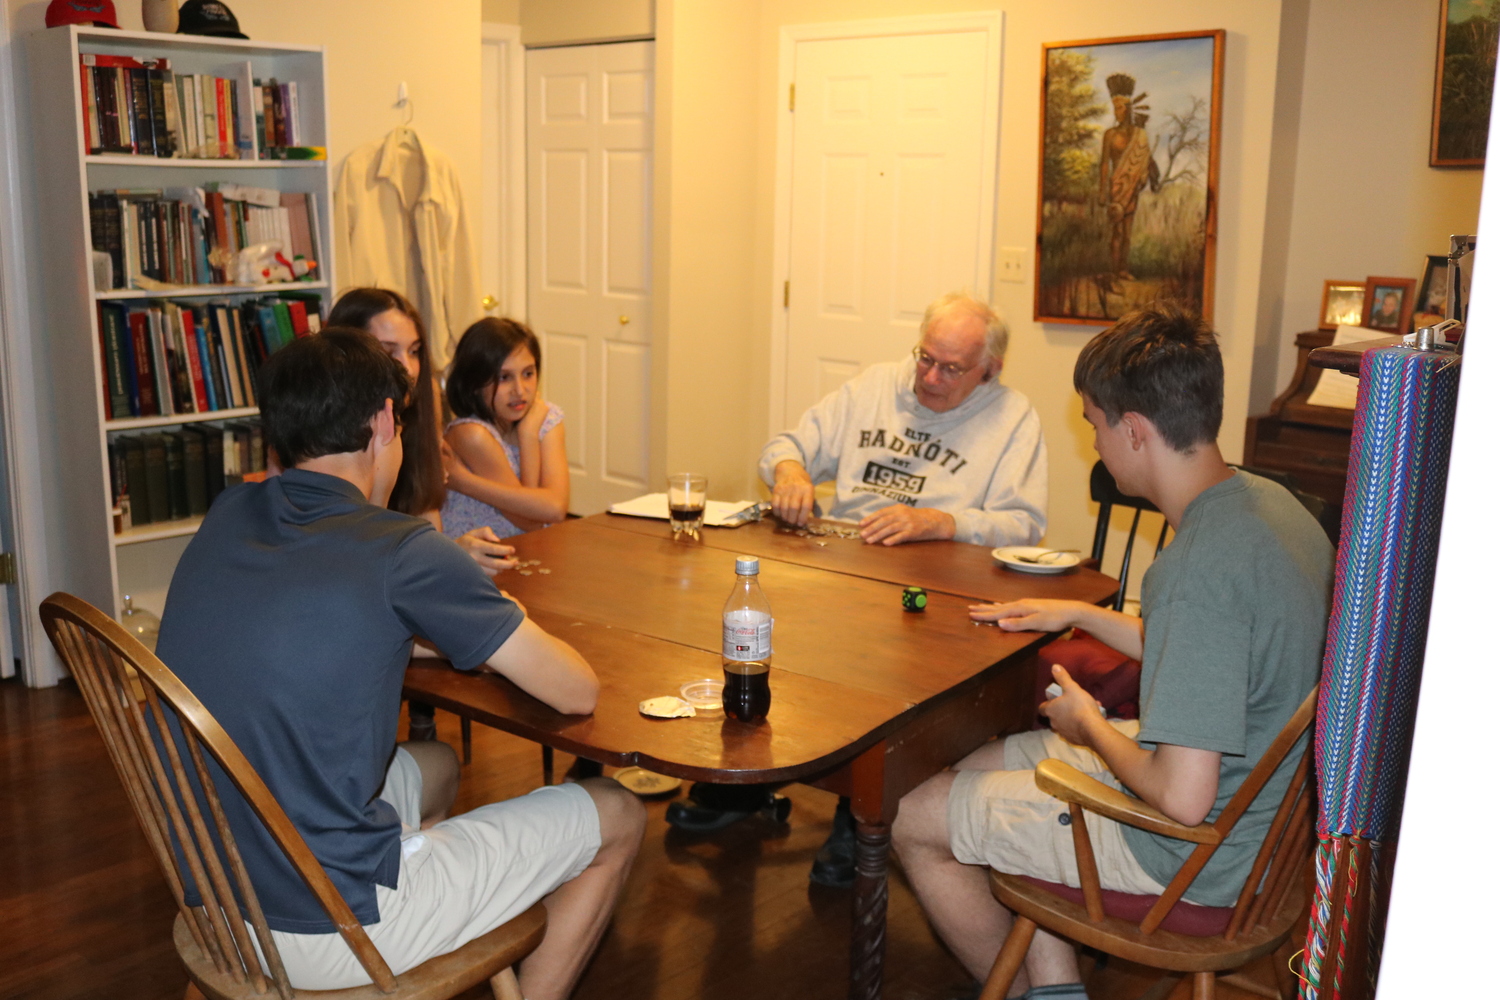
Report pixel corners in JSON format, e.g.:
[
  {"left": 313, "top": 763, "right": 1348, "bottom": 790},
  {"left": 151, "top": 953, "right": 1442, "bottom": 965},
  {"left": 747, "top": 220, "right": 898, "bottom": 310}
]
[
  {"left": 782, "top": 29, "right": 998, "bottom": 426},
  {"left": 527, "top": 42, "right": 653, "bottom": 515}
]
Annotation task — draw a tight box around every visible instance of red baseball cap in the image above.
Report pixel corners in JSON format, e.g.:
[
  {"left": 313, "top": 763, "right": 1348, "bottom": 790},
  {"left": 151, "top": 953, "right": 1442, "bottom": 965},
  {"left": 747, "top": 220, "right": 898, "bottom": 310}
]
[{"left": 45, "top": 0, "right": 120, "bottom": 28}]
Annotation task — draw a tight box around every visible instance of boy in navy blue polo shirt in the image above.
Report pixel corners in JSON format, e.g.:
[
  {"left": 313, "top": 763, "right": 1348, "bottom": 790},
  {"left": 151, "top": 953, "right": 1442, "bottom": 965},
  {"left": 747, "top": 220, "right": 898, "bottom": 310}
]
[{"left": 156, "top": 328, "right": 644, "bottom": 999}]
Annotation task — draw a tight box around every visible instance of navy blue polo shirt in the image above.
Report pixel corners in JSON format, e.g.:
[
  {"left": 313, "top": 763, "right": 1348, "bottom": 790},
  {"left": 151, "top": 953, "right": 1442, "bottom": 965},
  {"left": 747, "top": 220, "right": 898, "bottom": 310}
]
[{"left": 155, "top": 468, "right": 523, "bottom": 933}]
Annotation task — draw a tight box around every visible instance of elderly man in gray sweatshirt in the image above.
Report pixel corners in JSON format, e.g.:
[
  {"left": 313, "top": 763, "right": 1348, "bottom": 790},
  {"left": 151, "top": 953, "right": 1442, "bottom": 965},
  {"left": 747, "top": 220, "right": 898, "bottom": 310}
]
[
  {"left": 760, "top": 291, "right": 1048, "bottom": 547},
  {"left": 667, "top": 294, "right": 1050, "bottom": 875}
]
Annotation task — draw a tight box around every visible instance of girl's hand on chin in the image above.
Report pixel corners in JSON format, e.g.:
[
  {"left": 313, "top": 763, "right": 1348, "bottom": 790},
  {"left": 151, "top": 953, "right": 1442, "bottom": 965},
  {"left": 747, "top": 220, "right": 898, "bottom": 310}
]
[{"left": 518, "top": 397, "right": 549, "bottom": 436}]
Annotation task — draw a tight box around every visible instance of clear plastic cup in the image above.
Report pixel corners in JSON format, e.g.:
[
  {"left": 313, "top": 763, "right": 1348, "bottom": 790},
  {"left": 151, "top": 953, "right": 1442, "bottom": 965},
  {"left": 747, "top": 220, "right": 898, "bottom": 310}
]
[{"left": 679, "top": 678, "right": 723, "bottom": 714}]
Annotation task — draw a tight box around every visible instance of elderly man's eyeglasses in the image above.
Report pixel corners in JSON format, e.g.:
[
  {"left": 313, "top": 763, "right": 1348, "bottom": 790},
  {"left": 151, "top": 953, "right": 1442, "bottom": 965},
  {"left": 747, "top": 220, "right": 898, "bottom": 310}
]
[{"left": 912, "top": 346, "right": 980, "bottom": 381}]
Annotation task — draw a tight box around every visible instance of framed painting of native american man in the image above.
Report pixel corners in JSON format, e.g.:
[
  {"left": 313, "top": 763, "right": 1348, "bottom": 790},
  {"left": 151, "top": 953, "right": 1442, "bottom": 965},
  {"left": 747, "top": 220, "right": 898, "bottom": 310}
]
[{"left": 1035, "top": 30, "right": 1224, "bottom": 325}]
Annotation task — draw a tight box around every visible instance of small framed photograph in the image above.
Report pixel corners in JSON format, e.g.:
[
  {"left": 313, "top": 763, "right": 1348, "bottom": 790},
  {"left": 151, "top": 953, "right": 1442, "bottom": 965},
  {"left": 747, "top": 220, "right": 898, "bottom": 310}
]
[
  {"left": 1360, "top": 276, "right": 1418, "bottom": 334},
  {"left": 1319, "top": 280, "right": 1366, "bottom": 331},
  {"left": 1413, "top": 254, "right": 1450, "bottom": 327}
]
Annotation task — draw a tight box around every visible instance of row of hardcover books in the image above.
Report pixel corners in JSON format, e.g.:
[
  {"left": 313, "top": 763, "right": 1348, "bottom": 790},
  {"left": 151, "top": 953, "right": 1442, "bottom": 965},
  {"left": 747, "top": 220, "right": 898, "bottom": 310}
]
[
  {"left": 109, "top": 422, "right": 266, "bottom": 528},
  {"left": 79, "top": 53, "right": 304, "bottom": 159},
  {"left": 98, "top": 294, "right": 323, "bottom": 422},
  {"left": 89, "top": 186, "right": 320, "bottom": 290}
]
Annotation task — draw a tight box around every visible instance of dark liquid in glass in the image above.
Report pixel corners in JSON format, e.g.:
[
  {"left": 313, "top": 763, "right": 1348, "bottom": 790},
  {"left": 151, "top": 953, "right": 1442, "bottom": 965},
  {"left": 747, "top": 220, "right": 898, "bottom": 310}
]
[
  {"left": 669, "top": 504, "right": 705, "bottom": 522},
  {"left": 722, "top": 660, "right": 771, "bottom": 722}
]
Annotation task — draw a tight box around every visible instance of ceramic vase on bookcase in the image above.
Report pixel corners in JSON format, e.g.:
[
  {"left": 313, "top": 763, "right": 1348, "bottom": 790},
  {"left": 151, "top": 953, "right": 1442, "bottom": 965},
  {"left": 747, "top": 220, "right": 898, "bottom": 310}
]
[
  {"left": 141, "top": 0, "right": 179, "bottom": 34},
  {"left": 24, "top": 25, "right": 336, "bottom": 624}
]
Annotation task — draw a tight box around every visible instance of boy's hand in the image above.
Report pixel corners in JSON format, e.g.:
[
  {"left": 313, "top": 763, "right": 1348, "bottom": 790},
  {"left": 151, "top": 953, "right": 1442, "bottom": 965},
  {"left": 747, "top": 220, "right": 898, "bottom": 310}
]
[
  {"left": 1040, "top": 664, "right": 1105, "bottom": 745},
  {"left": 968, "top": 598, "right": 1081, "bottom": 633}
]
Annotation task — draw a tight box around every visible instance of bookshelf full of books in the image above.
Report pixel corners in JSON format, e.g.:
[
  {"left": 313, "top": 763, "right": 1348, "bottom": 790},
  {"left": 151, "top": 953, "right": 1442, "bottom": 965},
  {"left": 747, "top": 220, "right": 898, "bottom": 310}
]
[{"left": 26, "top": 25, "right": 336, "bottom": 622}]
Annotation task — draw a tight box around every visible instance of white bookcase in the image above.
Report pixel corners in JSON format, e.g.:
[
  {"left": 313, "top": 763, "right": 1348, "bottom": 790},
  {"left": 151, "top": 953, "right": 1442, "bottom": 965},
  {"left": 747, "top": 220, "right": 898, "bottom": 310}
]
[{"left": 25, "top": 25, "right": 336, "bottom": 622}]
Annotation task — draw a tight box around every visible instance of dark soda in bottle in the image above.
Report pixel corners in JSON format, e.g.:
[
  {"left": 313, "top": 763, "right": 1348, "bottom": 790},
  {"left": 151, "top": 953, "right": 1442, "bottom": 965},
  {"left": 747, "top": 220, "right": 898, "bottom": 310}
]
[{"left": 722, "top": 555, "right": 772, "bottom": 722}]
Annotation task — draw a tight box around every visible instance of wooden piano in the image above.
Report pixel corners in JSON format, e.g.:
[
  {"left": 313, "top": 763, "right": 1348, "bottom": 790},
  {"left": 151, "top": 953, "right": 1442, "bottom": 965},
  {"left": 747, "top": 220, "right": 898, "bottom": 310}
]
[{"left": 1243, "top": 330, "right": 1355, "bottom": 529}]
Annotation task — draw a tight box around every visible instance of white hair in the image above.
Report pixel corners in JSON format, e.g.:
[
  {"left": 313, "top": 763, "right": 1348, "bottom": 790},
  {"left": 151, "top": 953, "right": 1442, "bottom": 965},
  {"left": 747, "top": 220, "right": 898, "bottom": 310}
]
[{"left": 920, "top": 292, "right": 1008, "bottom": 365}]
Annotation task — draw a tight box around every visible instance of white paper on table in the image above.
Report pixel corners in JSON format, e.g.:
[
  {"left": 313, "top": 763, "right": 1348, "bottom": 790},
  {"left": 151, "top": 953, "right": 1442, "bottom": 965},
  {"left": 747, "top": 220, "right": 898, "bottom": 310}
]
[
  {"left": 607, "top": 493, "right": 760, "bottom": 527},
  {"left": 1305, "top": 325, "right": 1400, "bottom": 410}
]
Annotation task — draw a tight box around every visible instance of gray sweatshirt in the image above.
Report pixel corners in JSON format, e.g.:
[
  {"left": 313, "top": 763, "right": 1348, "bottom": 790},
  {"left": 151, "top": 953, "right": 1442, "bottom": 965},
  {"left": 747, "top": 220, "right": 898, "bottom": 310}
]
[{"left": 759, "top": 357, "right": 1047, "bottom": 547}]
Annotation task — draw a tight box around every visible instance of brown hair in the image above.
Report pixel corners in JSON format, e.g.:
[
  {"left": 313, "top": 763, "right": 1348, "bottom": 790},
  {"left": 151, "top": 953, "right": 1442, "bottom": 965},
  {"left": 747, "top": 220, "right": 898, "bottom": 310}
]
[
  {"left": 1072, "top": 302, "right": 1223, "bottom": 453},
  {"left": 327, "top": 288, "right": 445, "bottom": 515},
  {"left": 445, "top": 317, "right": 543, "bottom": 422}
]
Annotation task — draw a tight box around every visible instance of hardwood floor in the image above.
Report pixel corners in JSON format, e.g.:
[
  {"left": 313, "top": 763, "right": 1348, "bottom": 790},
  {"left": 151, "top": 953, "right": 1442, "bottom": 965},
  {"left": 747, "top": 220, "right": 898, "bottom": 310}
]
[{"left": 0, "top": 677, "right": 1282, "bottom": 1000}]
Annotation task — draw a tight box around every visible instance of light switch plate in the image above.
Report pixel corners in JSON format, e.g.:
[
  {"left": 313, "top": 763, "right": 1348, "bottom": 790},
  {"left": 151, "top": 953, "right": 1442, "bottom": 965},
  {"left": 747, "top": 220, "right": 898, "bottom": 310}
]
[{"left": 998, "top": 247, "right": 1027, "bottom": 284}]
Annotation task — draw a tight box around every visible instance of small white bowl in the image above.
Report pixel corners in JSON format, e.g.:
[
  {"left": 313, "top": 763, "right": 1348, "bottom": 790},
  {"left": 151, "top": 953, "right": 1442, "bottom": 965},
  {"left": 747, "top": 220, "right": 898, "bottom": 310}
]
[{"left": 679, "top": 678, "right": 724, "bottom": 714}]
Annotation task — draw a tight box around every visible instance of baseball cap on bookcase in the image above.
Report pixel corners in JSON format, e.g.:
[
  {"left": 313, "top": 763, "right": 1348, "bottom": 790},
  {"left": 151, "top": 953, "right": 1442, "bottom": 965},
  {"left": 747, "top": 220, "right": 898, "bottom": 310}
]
[
  {"left": 177, "top": 0, "right": 249, "bottom": 39},
  {"left": 45, "top": 0, "right": 120, "bottom": 28}
]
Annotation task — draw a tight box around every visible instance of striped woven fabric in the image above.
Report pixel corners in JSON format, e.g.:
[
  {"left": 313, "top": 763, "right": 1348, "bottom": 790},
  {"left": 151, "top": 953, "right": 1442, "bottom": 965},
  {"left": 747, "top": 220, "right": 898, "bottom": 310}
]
[{"left": 1302, "top": 346, "right": 1460, "bottom": 1000}]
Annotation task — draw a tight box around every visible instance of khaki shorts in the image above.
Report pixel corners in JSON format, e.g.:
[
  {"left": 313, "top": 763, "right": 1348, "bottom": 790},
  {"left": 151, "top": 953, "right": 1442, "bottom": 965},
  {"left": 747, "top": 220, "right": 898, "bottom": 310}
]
[
  {"left": 256, "top": 747, "right": 601, "bottom": 990},
  {"left": 947, "top": 721, "right": 1168, "bottom": 896}
]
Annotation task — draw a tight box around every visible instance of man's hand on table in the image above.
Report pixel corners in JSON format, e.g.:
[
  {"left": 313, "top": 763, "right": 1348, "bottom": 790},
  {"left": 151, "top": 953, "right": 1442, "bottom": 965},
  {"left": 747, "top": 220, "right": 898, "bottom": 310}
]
[
  {"left": 858, "top": 505, "right": 955, "bottom": 546},
  {"left": 455, "top": 526, "right": 518, "bottom": 575},
  {"left": 770, "top": 461, "right": 816, "bottom": 525}
]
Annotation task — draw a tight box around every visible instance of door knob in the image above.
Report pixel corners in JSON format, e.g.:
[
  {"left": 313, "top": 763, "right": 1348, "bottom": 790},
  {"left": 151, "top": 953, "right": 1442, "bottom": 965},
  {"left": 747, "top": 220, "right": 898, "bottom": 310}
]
[
  {"left": 618, "top": 315, "right": 630, "bottom": 325},
  {"left": 482, "top": 295, "right": 499, "bottom": 311}
]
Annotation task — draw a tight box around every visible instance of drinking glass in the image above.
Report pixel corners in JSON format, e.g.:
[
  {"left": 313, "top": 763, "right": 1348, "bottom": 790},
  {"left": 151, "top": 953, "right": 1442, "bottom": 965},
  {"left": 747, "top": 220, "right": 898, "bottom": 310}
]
[{"left": 668, "top": 473, "right": 707, "bottom": 540}]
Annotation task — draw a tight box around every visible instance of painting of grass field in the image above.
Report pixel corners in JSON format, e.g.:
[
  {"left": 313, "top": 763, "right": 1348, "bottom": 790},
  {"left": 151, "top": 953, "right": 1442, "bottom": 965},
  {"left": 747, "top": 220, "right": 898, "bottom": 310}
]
[{"left": 1035, "top": 32, "right": 1223, "bottom": 325}]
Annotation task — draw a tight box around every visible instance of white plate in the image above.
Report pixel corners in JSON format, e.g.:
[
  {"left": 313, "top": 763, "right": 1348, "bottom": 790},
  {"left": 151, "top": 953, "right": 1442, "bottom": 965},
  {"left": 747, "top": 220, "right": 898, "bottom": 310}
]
[{"left": 992, "top": 546, "right": 1081, "bottom": 575}]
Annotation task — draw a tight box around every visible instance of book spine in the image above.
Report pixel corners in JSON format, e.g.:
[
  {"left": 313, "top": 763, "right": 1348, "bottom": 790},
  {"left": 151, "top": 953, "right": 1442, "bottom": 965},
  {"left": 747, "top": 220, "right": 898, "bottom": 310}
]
[
  {"left": 127, "top": 310, "right": 156, "bottom": 416},
  {"left": 182, "top": 428, "right": 208, "bottom": 515},
  {"left": 230, "top": 309, "right": 255, "bottom": 406},
  {"left": 97, "top": 320, "right": 111, "bottom": 420},
  {"left": 149, "top": 68, "right": 171, "bottom": 157},
  {"left": 205, "top": 312, "right": 229, "bottom": 410},
  {"left": 128, "top": 68, "right": 153, "bottom": 156},
  {"left": 147, "top": 306, "right": 173, "bottom": 414},
  {"left": 215, "top": 78, "right": 229, "bottom": 159},
  {"left": 123, "top": 438, "right": 149, "bottom": 524},
  {"left": 215, "top": 306, "right": 243, "bottom": 408},
  {"left": 161, "top": 69, "right": 181, "bottom": 157},
  {"left": 80, "top": 62, "right": 97, "bottom": 154},
  {"left": 143, "top": 434, "right": 169, "bottom": 523},
  {"left": 99, "top": 304, "right": 132, "bottom": 418},
  {"left": 284, "top": 81, "right": 299, "bottom": 146},
  {"left": 193, "top": 308, "right": 219, "bottom": 411},
  {"left": 181, "top": 309, "right": 210, "bottom": 412},
  {"left": 204, "top": 424, "right": 225, "bottom": 502}
]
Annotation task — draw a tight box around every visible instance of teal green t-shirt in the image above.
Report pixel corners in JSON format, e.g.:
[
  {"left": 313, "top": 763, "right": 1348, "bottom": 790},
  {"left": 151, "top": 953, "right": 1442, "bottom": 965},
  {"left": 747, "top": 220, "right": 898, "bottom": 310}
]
[{"left": 1122, "top": 472, "right": 1332, "bottom": 905}]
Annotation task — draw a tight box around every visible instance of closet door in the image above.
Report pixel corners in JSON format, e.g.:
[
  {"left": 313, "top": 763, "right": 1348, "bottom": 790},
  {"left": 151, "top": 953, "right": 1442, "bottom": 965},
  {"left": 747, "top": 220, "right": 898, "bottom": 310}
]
[{"left": 527, "top": 41, "right": 653, "bottom": 515}]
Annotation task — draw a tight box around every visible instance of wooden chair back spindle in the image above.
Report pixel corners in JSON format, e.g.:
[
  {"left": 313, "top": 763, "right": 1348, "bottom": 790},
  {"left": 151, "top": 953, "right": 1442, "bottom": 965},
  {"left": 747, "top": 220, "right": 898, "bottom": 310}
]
[{"left": 39, "top": 593, "right": 400, "bottom": 997}]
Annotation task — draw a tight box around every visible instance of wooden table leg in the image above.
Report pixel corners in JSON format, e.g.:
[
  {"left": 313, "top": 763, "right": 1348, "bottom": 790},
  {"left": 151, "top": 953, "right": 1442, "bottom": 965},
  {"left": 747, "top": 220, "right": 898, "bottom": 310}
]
[
  {"left": 850, "top": 817, "right": 890, "bottom": 1000},
  {"left": 845, "top": 742, "right": 892, "bottom": 1000}
]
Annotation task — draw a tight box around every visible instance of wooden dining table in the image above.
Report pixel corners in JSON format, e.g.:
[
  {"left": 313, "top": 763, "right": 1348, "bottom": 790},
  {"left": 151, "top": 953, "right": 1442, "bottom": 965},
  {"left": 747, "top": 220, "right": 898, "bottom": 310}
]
[{"left": 403, "top": 513, "right": 1119, "bottom": 1000}]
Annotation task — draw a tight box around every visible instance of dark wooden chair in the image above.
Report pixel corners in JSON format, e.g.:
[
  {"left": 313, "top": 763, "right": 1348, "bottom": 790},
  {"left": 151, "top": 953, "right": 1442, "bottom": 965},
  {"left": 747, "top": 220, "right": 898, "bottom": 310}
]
[
  {"left": 978, "top": 689, "right": 1317, "bottom": 1000},
  {"left": 39, "top": 592, "right": 546, "bottom": 1000}
]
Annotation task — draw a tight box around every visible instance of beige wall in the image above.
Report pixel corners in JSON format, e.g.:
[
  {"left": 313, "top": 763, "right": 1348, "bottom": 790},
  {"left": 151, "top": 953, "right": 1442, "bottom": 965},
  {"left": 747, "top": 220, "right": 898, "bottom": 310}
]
[
  {"left": 515, "top": 0, "right": 652, "bottom": 45},
  {"left": 482, "top": 0, "right": 520, "bottom": 25},
  {"left": 652, "top": 0, "right": 1286, "bottom": 568},
  {"left": 8, "top": 0, "right": 484, "bottom": 286},
  {"left": 1261, "top": 0, "right": 1483, "bottom": 409}
]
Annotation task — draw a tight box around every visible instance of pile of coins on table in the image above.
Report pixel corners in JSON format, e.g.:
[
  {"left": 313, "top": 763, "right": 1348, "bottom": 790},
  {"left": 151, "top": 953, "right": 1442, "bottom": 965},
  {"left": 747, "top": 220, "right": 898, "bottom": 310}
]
[
  {"left": 514, "top": 559, "right": 551, "bottom": 576},
  {"left": 773, "top": 516, "right": 862, "bottom": 540}
]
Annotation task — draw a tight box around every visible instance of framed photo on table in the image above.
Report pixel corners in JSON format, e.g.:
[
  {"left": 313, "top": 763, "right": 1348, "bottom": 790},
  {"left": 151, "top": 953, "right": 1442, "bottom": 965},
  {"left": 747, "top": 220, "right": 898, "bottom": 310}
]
[
  {"left": 1319, "top": 280, "right": 1366, "bottom": 330},
  {"left": 1034, "top": 29, "right": 1224, "bottom": 325},
  {"left": 1360, "top": 276, "right": 1417, "bottom": 334},
  {"left": 1413, "top": 254, "right": 1450, "bottom": 327}
]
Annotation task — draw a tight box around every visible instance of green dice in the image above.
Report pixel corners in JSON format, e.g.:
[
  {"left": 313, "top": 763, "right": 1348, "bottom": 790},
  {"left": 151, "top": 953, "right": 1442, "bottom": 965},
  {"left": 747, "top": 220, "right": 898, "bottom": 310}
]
[{"left": 902, "top": 586, "right": 928, "bottom": 612}]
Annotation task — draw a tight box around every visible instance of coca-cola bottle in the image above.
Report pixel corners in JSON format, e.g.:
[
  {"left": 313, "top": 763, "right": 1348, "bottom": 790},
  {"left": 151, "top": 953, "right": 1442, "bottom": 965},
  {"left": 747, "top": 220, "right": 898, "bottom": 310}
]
[{"left": 721, "top": 555, "right": 772, "bottom": 722}]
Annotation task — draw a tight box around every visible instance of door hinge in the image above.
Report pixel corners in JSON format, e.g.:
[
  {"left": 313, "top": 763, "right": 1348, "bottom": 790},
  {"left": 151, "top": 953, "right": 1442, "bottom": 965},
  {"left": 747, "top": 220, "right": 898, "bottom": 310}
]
[
  {"left": 789, "top": 83, "right": 795, "bottom": 111},
  {"left": 783, "top": 280, "right": 790, "bottom": 308},
  {"left": 0, "top": 552, "right": 15, "bottom": 586}
]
